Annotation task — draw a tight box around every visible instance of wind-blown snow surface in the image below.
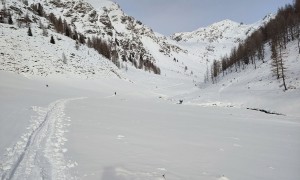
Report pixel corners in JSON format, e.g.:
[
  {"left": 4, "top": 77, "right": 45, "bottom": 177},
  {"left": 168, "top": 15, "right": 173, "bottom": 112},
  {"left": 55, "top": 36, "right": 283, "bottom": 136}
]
[
  {"left": 66, "top": 89, "right": 300, "bottom": 180},
  {"left": 0, "top": 65, "right": 300, "bottom": 180}
]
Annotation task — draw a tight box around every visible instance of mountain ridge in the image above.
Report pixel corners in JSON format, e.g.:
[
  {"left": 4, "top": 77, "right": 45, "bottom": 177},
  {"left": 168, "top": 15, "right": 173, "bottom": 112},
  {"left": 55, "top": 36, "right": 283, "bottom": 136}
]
[{"left": 0, "top": 0, "right": 276, "bottom": 79}]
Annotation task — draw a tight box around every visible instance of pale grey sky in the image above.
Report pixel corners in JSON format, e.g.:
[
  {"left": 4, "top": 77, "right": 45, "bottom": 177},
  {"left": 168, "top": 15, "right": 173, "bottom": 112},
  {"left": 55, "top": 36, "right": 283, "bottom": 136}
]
[{"left": 113, "top": 0, "right": 294, "bottom": 35}]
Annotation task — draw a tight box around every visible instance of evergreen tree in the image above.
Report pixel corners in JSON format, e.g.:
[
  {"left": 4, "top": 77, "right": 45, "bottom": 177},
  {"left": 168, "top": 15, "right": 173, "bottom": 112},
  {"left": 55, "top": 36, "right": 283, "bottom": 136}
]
[
  {"left": 63, "top": 19, "right": 71, "bottom": 37},
  {"left": 48, "top": 13, "right": 57, "bottom": 25},
  {"left": 37, "top": 3, "right": 43, "bottom": 16},
  {"left": 56, "top": 17, "right": 63, "bottom": 33},
  {"left": 221, "top": 57, "right": 227, "bottom": 76},
  {"left": 27, "top": 26, "right": 32, "bottom": 36},
  {"left": 50, "top": 35, "right": 55, "bottom": 44},
  {"left": 8, "top": 14, "right": 13, "bottom": 24},
  {"left": 138, "top": 53, "right": 144, "bottom": 69},
  {"left": 72, "top": 30, "right": 78, "bottom": 40},
  {"left": 65, "top": 25, "right": 70, "bottom": 37},
  {"left": 87, "top": 37, "right": 92, "bottom": 48},
  {"left": 78, "top": 34, "right": 85, "bottom": 44}
]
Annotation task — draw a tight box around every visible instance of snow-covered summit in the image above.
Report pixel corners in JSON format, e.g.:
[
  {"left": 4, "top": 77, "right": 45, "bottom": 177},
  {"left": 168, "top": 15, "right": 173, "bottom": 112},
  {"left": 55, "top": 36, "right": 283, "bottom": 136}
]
[
  {"left": 168, "top": 16, "right": 273, "bottom": 69},
  {"left": 172, "top": 19, "right": 262, "bottom": 44}
]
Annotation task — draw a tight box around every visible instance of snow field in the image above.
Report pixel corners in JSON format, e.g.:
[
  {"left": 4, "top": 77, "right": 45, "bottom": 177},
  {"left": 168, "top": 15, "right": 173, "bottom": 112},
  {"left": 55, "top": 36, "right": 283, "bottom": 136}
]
[{"left": 64, "top": 90, "right": 300, "bottom": 180}]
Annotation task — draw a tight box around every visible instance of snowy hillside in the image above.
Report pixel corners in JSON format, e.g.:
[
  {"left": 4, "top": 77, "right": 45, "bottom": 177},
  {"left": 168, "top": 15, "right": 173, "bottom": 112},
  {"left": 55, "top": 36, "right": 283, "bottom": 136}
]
[
  {"left": 0, "top": 23, "right": 120, "bottom": 79},
  {"left": 180, "top": 39, "right": 300, "bottom": 117},
  {"left": 171, "top": 15, "right": 273, "bottom": 65}
]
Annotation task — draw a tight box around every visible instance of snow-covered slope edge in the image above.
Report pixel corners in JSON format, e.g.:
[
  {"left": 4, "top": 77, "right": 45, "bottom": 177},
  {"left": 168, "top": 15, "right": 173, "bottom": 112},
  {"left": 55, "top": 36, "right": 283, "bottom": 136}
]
[{"left": 190, "top": 39, "right": 300, "bottom": 117}]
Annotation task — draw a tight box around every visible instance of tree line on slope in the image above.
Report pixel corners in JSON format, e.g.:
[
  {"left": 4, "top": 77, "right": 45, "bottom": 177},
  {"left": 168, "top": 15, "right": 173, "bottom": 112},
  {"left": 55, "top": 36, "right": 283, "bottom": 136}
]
[
  {"left": 0, "top": 1, "right": 161, "bottom": 74},
  {"left": 207, "top": 0, "right": 300, "bottom": 90},
  {"left": 36, "top": 3, "right": 113, "bottom": 62}
]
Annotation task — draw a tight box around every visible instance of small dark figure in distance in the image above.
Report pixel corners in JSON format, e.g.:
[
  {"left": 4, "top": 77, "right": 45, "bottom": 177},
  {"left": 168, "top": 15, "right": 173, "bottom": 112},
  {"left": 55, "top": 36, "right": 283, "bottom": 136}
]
[
  {"left": 179, "top": 100, "right": 183, "bottom": 104},
  {"left": 162, "top": 174, "right": 166, "bottom": 179},
  {"left": 46, "top": 84, "right": 49, "bottom": 87},
  {"left": 115, "top": 92, "right": 116, "bottom": 95}
]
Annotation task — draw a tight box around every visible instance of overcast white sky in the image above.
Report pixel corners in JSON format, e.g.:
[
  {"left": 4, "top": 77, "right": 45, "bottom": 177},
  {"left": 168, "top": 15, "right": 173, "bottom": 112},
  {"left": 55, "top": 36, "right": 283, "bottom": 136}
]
[{"left": 112, "top": 0, "right": 294, "bottom": 35}]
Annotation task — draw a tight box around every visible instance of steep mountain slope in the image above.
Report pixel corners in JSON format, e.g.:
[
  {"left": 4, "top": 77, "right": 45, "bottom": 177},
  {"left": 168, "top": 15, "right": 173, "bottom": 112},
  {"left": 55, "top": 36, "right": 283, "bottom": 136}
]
[
  {"left": 0, "top": 0, "right": 190, "bottom": 76},
  {"left": 0, "top": 23, "right": 120, "bottom": 79},
  {"left": 1, "top": 0, "right": 123, "bottom": 79},
  {"left": 28, "top": 0, "right": 189, "bottom": 74}
]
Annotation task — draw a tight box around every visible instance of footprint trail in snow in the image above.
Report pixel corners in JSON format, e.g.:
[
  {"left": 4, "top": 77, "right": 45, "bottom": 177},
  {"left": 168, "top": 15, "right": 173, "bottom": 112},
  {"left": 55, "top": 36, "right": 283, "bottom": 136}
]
[{"left": 0, "top": 98, "right": 83, "bottom": 180}]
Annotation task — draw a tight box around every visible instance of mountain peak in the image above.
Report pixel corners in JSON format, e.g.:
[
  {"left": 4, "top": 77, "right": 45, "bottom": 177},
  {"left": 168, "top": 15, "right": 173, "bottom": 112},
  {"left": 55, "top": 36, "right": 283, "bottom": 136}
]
[
  {"left": 84, "top": 0, "right": 116, "bottom": 9},
  {"left": 210, "top": 19, "right": 240, "bottom": 27}
]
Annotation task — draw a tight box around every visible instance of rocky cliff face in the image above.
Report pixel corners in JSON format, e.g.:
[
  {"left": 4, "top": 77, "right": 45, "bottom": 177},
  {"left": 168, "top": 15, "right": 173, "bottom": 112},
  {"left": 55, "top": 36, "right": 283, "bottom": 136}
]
[{"left": 37, "top": 0, "right": 185, "bottom": 73}]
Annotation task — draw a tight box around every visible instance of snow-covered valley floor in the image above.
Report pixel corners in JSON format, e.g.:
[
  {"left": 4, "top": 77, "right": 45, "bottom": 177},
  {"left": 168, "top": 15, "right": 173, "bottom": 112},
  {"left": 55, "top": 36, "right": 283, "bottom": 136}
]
[{"left": 0, "top": 70, "right": 299, "bottom": 180}]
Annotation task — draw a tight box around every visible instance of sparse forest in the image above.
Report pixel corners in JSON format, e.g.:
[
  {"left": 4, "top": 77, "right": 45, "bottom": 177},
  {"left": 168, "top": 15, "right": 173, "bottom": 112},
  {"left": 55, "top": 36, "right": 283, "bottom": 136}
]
[{"left": 208, "top": 0, "right": 300, "bottom": 90}]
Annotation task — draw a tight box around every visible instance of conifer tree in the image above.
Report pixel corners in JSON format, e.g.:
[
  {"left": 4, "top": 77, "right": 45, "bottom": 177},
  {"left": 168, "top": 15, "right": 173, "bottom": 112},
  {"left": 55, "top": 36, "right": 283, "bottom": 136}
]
[
  {"left": 72, "top": 30, "right": 78, "bottom": 40},
  {"left": 56, "top": 17, "right": 63, "bottom": 33},
  {"left": 50, "top": 35, "right": 55, "bottom": 44},
  {"left": 271, "top": 39, "right": 287, "bottom": 90},
  {"left": 79, "top": 34, "right": 85, "bottom": 44},
  {"left": 37, "top": 3, "right": 43, "bottom": 16},
  {"left": 27, "top": 26, "right": 32, "bottom": 36},
  {"left": 271, "top": 41, "right": 280, "bottom": 79},
  {"left": 48, "top": 13, "right": 56, "bottom": 25},
  {"left": 8, "top": 14, "right": 13, "bottom": 24},
  {"left": 278, "top": 43, "right": 287, "bottom": 91},
  {"left": 63, "top": 19, "right": 71, "bottom": 37}
]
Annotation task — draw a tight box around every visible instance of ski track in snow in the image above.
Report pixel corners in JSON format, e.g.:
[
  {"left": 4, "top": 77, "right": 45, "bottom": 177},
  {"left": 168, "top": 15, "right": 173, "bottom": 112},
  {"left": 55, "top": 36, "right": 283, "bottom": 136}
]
[{"left": 0, "top": 98, "right": 84, "bottom": 180}]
